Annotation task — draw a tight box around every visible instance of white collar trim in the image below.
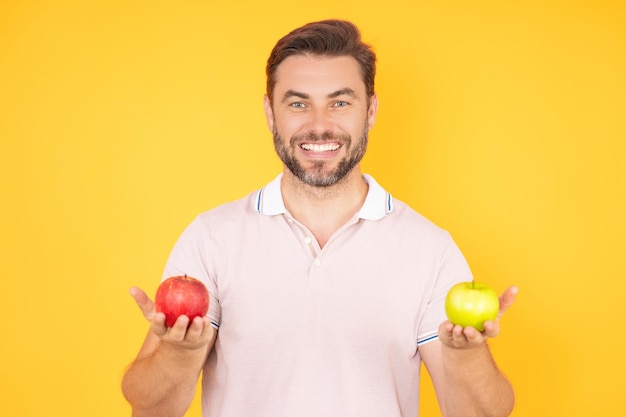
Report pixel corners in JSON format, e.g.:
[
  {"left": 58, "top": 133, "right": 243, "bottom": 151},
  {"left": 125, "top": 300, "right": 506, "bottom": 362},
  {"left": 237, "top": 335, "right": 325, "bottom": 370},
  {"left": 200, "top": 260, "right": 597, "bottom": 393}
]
[{"left": 254, "top": 174, "right": 393, "bottom": 220}]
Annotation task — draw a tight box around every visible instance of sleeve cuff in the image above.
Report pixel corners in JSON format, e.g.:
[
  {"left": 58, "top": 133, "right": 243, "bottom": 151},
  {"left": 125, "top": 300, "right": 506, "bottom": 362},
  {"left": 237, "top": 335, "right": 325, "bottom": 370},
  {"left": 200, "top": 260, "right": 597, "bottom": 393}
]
[{"left": 417, "top": 333, "right": 439, "bottom": 346}]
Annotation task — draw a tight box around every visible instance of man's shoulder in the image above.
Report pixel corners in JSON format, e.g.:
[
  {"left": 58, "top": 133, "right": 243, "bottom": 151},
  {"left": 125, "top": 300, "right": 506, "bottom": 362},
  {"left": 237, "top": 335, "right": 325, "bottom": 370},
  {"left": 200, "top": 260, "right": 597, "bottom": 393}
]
[
  {"left": 196, "top": 189, "right": 260, "bottom": 221},
  {"left": 386, "top": 197, "right": 451, "bottom": 239}
]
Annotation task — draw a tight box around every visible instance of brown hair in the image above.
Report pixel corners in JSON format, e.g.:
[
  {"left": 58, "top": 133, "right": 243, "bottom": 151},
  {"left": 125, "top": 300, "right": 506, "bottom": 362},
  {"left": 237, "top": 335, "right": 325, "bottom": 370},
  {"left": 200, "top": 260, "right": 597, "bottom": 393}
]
[{"left": 266, "top": 19, "right": 376, "bottom": 104}]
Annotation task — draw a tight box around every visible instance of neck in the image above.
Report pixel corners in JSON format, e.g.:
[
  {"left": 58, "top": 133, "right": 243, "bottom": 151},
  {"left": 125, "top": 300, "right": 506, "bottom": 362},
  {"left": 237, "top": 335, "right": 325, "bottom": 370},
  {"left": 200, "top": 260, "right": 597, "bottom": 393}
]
[{"left": 281, "top": 168, "right": 368, "bottom": 247}]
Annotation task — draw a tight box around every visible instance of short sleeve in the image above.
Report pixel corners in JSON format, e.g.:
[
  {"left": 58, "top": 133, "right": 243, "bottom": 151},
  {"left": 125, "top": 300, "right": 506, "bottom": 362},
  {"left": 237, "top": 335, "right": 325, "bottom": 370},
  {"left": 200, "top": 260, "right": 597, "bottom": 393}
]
[
  {"left": 162, "top": 215, "right": 221, "bottom": 328},
  {"left": 417, "top": 234, "right": 473, "bottom": 346}
]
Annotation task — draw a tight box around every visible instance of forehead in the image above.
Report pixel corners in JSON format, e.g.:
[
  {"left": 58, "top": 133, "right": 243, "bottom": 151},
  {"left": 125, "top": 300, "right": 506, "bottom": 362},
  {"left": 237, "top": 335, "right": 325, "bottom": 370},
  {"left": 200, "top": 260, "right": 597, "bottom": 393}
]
[{"left": 273, "top": 55, "right": 366, "bottom": 96}]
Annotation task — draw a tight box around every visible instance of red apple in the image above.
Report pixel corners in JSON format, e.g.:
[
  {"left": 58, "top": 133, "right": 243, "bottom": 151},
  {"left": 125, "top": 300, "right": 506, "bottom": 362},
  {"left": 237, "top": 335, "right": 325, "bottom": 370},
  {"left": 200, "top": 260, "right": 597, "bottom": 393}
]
[
  {"left": 155, "top": 275, "right": 209, "bottom": 327},
  {"left": 445, "top": 281, "right": 499, "bottom": 331}
]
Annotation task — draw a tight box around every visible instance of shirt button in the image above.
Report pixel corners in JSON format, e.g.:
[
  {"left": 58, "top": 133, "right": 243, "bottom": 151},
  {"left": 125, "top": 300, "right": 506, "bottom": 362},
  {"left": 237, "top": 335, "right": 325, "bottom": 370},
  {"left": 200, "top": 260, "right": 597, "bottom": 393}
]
[
  {"left": 304, "top": 237, "right": 312, "bottom": 244},
  {"left": 313, "top": 259, "right": 321, "bottom": 266}
]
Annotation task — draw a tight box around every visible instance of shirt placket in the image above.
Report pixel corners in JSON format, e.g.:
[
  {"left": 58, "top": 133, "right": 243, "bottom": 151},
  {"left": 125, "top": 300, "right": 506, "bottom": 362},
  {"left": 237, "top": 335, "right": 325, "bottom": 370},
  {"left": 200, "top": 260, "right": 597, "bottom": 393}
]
[
  {"left": 283, "top": 212, "right": 362, "bottom": 287},
  {"left": 284, "top": 214, "right": 320, "bottom": 258}
]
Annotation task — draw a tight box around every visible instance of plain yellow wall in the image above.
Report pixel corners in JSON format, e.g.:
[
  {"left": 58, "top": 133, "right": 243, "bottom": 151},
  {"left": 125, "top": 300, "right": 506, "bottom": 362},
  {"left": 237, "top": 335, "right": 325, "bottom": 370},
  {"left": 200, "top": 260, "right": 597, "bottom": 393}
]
[{"left": 1, "top": 1, "right": 624, "bottom": 416}]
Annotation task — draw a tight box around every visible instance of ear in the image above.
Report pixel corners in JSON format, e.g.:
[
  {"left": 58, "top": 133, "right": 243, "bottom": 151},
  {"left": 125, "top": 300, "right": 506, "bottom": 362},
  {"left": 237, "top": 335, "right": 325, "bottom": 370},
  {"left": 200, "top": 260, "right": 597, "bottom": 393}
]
[
  {"left": 263, "top": 95, "right": 275, "bottom": 132},
  {"left": 367, "top": 93, "right": 379, "bottom": 129}
]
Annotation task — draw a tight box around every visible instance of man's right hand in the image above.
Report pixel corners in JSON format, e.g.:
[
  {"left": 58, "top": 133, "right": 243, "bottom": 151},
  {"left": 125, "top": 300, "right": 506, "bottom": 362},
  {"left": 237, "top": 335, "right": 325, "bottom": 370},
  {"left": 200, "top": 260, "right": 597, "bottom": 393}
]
[{"left": 129, "top": 286, "right": 215, "bottom": 352}]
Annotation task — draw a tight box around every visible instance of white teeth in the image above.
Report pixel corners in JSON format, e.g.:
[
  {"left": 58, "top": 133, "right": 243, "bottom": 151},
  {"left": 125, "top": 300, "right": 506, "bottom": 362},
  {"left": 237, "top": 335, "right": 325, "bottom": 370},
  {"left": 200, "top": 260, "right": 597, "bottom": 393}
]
[{"left": 300, "top": 143, "right": 340, "bottom": 152}]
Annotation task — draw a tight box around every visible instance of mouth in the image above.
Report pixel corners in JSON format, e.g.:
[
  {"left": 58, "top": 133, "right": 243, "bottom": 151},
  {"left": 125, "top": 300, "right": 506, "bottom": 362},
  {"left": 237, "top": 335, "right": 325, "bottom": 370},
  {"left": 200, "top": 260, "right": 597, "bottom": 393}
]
[{"left": 299, "top": 142, "right": 341, "bottom": 152}]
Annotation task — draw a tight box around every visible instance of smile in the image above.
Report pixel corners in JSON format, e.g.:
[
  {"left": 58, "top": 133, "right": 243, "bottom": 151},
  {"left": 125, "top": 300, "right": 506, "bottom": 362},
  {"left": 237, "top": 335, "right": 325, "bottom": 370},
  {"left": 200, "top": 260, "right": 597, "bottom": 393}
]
[{"left": 300, "top": 143, "right": 341, "bottom": 152}]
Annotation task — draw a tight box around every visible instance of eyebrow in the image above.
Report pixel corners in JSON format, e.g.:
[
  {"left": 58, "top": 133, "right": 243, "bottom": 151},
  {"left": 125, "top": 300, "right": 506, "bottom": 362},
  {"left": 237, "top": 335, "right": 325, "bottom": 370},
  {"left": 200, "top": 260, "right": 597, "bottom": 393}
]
[
  {"left": 327, "top": 88, "right": 356, "bottom": 99},
  {"left": 281, "top": 89, "right": 309, "bottom": 103},
  {"left": 280, "top": 88, "right": 357, "bottom": 103}
]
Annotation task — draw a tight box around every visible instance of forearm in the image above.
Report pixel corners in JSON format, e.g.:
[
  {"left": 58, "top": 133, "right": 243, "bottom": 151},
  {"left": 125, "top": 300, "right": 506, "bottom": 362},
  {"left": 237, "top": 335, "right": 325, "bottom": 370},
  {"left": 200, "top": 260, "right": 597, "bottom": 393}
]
[
  {"left": 122, "top": 342, "right": 209, "bottom": 417},
  {"left": 441, "top": 343, "right": 514, "bottom": 417}
]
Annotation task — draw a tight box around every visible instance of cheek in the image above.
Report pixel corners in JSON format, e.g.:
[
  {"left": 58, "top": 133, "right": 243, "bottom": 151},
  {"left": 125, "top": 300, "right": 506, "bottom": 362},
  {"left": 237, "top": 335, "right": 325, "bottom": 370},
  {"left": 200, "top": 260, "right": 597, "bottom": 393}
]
[
  {"left": 345, "top": 114, "right": 370, "bottom": 136},
  {"left": 273, "top": 115, "right": 302, "bottom": 137}
]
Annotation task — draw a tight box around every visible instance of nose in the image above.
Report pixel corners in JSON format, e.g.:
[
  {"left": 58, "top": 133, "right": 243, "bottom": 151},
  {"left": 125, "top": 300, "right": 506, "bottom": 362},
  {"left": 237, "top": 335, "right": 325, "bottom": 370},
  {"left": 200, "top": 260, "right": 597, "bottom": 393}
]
[{"left": 306, "top": 106, "right": 334, "bottom": 134}]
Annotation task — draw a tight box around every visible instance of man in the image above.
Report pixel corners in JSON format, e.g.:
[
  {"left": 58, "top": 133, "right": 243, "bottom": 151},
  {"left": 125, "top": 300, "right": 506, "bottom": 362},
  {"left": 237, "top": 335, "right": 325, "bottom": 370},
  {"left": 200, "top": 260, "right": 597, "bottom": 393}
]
[{"left": 122, "top": 19, "right": 516, "bottom": 417}]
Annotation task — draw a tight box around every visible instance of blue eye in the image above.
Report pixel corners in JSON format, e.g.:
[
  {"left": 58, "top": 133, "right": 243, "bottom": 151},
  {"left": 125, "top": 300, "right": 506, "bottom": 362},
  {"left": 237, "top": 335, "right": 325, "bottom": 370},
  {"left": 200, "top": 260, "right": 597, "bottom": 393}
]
[
  {"left": 333, "top": 101, "right": 349, "bottom": 107},
  {"left": 290, "top": 102, "right": 306, "bottom": 108}
]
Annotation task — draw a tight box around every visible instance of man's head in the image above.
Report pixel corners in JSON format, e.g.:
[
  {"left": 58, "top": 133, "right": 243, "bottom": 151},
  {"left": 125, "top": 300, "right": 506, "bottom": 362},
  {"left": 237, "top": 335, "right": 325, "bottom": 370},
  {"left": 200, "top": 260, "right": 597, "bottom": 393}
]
[
  {"left": 264, "top": 20, "right": 378, "bottom": 188},
  {"left": 266, "top": 19, "right": 376, "bottom": 105}
]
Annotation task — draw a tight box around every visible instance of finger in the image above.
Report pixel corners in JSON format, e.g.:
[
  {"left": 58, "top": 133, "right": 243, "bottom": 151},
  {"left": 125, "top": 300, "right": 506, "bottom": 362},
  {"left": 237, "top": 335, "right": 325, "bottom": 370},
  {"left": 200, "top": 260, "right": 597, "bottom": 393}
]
[
  {"left": 129, "top": 287, "right": 157, "bottom": 321},
  {"left": 451, "top": 325, "right": 479, "bottom": 346},
  {"left": 498, "top": 285, "right": 518, "bottom": 317},
  {"left": 451, "top": 324, "right": 466, "bottom": 340},
  {"left": 482, "top": 319, "right": 500, "bottom": 338},
  {"left": 166, "top": 315, "right": 191, "bottom": 342},
  {"left": 148, "top": 312, "right": 168, "bottom": 337},
  {"left": 184, "top": 316, "right": 206, "bottom": 341},
  {"left": 462, "top": 326, "right": 486, "bottom": 343},
  {"left": 437, "top": 321, "right": 454, "bottom": 343}
]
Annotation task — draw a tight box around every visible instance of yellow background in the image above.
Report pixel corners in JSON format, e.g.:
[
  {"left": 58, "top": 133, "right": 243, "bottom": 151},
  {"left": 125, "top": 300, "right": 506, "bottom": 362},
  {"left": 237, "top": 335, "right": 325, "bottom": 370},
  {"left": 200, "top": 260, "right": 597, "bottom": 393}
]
[{"left": 1, "top": 1, "right": 624, "bottom": 416}]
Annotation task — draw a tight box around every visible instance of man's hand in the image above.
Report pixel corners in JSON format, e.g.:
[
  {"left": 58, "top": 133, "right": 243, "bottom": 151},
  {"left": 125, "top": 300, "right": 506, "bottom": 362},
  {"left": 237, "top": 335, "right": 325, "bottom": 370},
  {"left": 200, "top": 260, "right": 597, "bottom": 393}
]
[
  {"left": 438, "top": 285, "right": 518, "bottom": 349},
  {"left": 130, "top": 286, "right": 214, "bottom": 352}
]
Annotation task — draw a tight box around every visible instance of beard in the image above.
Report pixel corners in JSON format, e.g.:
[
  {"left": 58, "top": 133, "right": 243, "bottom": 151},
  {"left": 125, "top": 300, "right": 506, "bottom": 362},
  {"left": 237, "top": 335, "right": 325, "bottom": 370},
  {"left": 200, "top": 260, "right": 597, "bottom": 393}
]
[{"left": 273, "top": 122, "right": 369, "bottom": 187}]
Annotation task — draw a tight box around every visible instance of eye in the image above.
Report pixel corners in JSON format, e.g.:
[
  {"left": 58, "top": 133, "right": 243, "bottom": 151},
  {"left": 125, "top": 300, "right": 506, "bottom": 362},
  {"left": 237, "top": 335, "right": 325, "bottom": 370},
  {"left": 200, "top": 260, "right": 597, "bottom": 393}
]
[
  {"left": 289, "top": 102, "right": 307, "bottom": 109},
  {"left": 333, "top": 100, "right": 349, "bottom": 108}
]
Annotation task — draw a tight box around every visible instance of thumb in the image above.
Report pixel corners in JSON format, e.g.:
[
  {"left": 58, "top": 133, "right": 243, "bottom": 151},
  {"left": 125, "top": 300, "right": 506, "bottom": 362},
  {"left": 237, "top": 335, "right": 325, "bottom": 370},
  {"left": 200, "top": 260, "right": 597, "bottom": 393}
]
[
  {"left": 129, "top": 287, "right": 156, "bottom": 321},
  {"left": 498, "top": 285, "right": 518, "bottom": 318}
]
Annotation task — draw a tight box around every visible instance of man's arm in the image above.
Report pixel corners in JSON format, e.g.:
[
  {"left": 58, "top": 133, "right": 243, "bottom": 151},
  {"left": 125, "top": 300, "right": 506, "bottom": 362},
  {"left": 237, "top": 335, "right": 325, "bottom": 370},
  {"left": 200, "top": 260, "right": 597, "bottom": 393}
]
[
  {"left": 122, "top": 287, "right": 217, "bottom": 417},
  {"left": 420, "top": 286, "right": 517, "bottom": 417}
]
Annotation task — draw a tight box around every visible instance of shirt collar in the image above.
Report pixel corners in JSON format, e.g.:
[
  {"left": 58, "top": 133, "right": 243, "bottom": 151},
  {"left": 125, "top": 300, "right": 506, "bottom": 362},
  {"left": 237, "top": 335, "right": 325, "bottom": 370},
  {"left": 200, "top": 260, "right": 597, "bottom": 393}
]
[{"left": 254, "top": 173, "right": 393, "bottom": 220}]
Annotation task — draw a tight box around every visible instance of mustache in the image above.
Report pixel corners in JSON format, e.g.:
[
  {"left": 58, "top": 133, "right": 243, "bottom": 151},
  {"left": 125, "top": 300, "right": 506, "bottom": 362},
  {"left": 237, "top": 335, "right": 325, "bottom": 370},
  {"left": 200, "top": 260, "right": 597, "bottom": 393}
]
[{"left": 291, "top": 130, "right": 350, "bottom": 144}]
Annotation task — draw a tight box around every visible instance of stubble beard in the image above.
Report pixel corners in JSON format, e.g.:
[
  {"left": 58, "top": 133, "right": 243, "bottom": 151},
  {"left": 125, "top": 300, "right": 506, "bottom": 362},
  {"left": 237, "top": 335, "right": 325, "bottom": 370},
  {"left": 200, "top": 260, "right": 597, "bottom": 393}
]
[{"left": 272, "top": 122, "right": 369, "bottom": 188}]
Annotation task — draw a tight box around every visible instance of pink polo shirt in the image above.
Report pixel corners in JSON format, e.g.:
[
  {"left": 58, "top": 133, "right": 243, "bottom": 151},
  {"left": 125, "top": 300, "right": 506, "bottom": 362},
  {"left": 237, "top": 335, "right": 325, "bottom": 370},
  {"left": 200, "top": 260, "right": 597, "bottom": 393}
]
[{"left": 162, "top": 174, "right": 472, "bottom": 417}]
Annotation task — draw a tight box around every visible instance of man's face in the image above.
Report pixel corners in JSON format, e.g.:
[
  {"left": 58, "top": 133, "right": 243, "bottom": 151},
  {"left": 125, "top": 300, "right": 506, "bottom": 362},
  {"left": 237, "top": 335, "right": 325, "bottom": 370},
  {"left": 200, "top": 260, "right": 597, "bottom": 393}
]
[{"left": 264, "top": 54, "right": 378, "bottom": 187}]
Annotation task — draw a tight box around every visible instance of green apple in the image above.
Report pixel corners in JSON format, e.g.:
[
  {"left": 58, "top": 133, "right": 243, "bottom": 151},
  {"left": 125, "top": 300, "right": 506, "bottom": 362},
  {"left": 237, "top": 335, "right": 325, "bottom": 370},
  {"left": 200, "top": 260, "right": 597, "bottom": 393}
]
[{"left": 445, "top": 281, "right": 499, "bottom": 331}]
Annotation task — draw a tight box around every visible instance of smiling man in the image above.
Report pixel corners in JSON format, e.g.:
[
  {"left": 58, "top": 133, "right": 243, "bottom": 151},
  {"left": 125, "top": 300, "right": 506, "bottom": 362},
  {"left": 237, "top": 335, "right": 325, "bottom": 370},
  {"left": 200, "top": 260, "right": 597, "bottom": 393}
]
[{"left": 122, "top": 19, "right": 516, "bottom": 417}]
